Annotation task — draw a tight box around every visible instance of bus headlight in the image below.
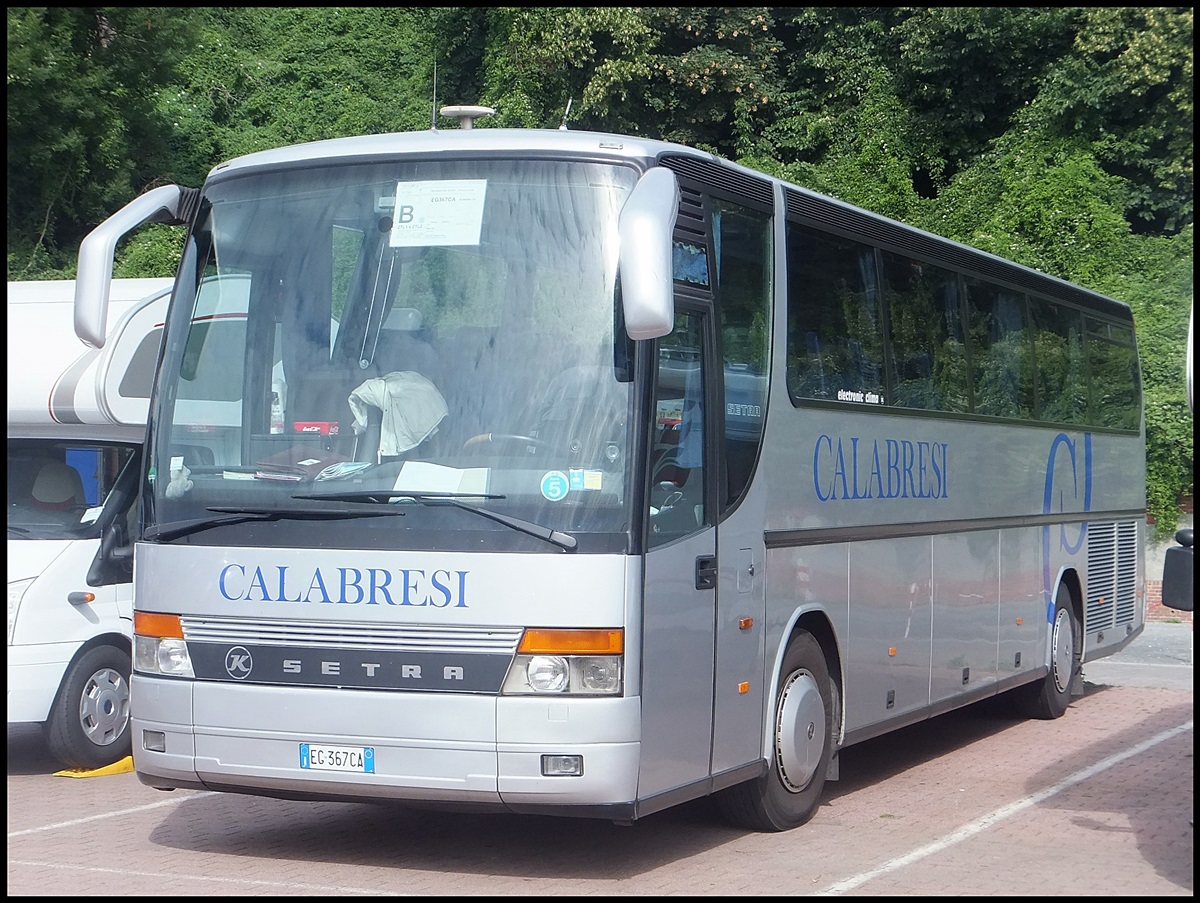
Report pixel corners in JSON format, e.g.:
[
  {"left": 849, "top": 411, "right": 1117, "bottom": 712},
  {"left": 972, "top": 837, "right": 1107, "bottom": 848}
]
[
  {"left": 500, "top": 628, "right": 623, "bottom": 696},
  {"left": 502, "top": 654, "right": 623, "bottom": 695},
  {"left": 133, "top": 612, "right": 194, "bottom": 677},
  {"left": 576, "top": 656, "right": 621, "bottom": 693},
  {"left": 134, "top": 635, "right": 195, "bottom": 676},
  {"left": 526, "top": 655, "right": 570, "bottom": 692}
]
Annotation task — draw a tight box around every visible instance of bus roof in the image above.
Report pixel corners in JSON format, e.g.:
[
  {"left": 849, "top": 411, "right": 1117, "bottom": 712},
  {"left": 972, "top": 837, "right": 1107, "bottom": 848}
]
[
  {"left": 207, "top": 127, "right": 696, "bottom": 178},
  {"left": 204, "top": 125, "right": 1131, "bottom": 321}
]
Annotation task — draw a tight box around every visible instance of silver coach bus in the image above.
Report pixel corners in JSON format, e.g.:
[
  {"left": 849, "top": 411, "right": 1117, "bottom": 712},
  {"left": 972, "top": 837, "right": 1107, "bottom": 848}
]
[{"left": 73, "top": 108, "right": 1145, "bottom": 831}]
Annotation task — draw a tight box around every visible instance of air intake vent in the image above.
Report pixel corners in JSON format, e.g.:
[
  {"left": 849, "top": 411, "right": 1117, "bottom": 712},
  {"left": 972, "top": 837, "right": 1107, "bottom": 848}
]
[
  {"left": 180, "top": 617, "right": 523, "bottom": 653},
  {"left": 1085, "top": 520, "right": 1140, "bottom": 630},
  {"left": 1115, "top": 520, "right": 1138, "bottom": 623},
  {"left": 658, "top": 155, "right": 773, "bottom": 208},
  {"left": 674, "top": 186, "right": 706, "bottom": 245}
]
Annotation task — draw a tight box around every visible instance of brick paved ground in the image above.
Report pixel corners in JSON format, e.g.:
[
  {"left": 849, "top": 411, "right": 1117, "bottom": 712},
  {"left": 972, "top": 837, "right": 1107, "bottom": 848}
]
[
  {"left": 7, "top": 675, "right": 1193, "bottom": 896},
  {"left": 1145, "top": 580, "right": 1194, "bottom": 624}
]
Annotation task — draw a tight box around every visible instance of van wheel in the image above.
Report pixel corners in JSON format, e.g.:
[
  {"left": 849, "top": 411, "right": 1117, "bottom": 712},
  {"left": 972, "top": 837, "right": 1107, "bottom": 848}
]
[
  {"left": 1013, "top": 585, "right": 1079, "bottom": 720},
  {"left": 714, "top": 630, "right": 833, "bottom": 831},
  {"left": 43, "top": 645, "right": 132, "bottom": 770}
]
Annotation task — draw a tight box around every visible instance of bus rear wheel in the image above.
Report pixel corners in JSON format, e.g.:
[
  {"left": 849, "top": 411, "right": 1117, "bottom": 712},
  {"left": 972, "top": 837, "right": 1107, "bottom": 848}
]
[
  {"left": 1013, "top": 585, "right": 1079, "bottom": 720},
  {"left": 714, "top": 630, "right": 833, "bottom": 832}
]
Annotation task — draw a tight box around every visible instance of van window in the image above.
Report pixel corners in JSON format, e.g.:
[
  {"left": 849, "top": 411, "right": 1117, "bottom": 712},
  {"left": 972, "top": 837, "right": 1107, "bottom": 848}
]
[{"left": 7, "top": 440, "right": 137, "bottom": 540}]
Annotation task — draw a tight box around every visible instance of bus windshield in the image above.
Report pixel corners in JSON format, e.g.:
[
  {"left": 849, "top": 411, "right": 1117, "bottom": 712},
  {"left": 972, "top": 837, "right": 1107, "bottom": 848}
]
[{"left": 148, "top": 158, "right": 640, "bottom": 550}]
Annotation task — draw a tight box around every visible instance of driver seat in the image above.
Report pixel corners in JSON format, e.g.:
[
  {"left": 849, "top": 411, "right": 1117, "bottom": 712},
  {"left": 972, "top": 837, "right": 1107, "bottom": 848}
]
[
  {"left": 30, "top": 461, "right": 86, "bottom": 511},
  {"left": 533, "top": 365, "right": 627, "bottom": 465}
]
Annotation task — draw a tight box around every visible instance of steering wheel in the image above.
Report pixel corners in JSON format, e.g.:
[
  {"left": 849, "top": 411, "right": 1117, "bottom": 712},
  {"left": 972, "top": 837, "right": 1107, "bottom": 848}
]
[{"left": 462, "top": 433, "right": 546, "bottom": 455}]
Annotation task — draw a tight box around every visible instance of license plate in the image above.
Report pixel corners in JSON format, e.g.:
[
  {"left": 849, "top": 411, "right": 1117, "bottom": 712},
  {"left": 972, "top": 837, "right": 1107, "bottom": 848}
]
[{"left": 299, "top": 743, "right": 375, "bottom": 773}]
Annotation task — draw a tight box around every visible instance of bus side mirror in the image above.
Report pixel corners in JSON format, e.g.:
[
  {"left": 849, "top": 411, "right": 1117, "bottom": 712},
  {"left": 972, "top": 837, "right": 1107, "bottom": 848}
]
[
  {"left": 75, "top": 184, "right": 193, "bottom": 349},
  {"left": 1160, "top": 528, "right": 1193, "bottom": 612},
  {"left": 619, "top": 166, "right": 678, "bottom": 341}
]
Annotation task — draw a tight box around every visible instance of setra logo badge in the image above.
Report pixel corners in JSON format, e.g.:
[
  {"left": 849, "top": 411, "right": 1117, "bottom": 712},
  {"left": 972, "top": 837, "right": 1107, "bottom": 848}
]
[{"left": 225, "top": 646, "right": 254, "bottom": 679}]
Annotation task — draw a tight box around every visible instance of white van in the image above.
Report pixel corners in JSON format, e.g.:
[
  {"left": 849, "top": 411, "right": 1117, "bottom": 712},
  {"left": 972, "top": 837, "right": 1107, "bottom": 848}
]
[{"left": 7, "top": 277, "right": 172, "bottom": 769}]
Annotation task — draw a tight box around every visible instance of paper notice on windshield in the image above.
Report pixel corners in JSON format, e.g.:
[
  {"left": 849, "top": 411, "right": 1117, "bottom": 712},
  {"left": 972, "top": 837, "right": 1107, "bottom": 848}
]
[
  {"left": 389, "top": 180, "right": 487, "bottom": 247},
  {"left": 393, "top": 461, "right": 489, "bottom": 495}
]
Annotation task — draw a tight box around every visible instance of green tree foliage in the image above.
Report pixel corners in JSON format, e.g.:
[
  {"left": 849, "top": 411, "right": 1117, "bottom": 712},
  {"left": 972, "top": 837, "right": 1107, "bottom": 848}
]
[
  {"left": 6, "top": 6, "right": 1193, "bottom": 532},
  {"left": 1028, "top": 7, "right": 1194, "bottom": 232},
  {"left": 472, "top": 8, "right": 785, "bottom": 153},
  {"left": 922, "top": 134, "right": 1133, "bottom": 282},
  {"left": 890, "top": 7, "right": 1079, "bottom": 179},
  {"left": 7, "top": 7, "right": 199, "bottom": 277},
  {"left": 159, "top": 8, "right": 440, "bottom": 171}
]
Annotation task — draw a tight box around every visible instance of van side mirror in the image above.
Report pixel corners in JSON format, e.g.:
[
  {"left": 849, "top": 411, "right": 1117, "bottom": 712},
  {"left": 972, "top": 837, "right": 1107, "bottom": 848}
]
[{"left": 87, "top": 521, "right": 134, "bottom": 587}]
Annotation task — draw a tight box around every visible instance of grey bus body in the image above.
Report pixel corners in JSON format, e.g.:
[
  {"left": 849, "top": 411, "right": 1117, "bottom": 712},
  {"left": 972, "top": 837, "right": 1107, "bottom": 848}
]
[{"left": 73, "top": 122, "right": 1145, "bottom": 832}]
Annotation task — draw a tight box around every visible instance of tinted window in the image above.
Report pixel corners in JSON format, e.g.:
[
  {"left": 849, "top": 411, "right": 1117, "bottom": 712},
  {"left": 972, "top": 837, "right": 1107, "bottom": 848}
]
[
  {"left": 881, "top": 251, "right": 968, "bottom": 412},
  {"left": 714, "top": 200, "right": 771, "bottom": 507},
  {"left": 786, "top": 224, "right": 884, "bottom": 406},
  {"left": 965, "top": 279, "right": 1033, "bottom": 419},
  {"left": 1029, "top": 297, "right": 1087, "bottom": 424}
]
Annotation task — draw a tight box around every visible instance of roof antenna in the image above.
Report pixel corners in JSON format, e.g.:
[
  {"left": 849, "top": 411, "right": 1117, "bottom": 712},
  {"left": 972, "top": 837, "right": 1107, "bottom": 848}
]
[
  {"left": 558, "top": 97, "right": 573, "bottom": 131},
  {"left": 430, "top": 60, "right": 438, "bottom": 130},
  {"left": 439, "top": 105, "right": 495, "bottom": 129}
]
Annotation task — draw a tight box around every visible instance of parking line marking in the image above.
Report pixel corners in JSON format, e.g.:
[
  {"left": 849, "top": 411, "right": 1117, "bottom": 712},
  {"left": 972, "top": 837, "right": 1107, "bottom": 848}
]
[
  {"left": 6, "top": 791, "right": 217, "bottom": 838},
  {"left": 816, "top": 719, "right": 1194, "bottom": 896},
  {"left": 6, "top": 860, "right": 403, "bottom": 895}
]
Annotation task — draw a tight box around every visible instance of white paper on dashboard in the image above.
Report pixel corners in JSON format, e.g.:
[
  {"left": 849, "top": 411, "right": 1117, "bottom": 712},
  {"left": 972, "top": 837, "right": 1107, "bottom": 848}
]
[{"left": 393, "top": 461, "right": 489, "bottom": 494}]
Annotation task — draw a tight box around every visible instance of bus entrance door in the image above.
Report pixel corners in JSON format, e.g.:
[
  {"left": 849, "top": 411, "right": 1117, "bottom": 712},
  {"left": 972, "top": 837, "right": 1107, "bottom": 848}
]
[{"left": 639, "top": 310, "right": 716, "bottom": 804}]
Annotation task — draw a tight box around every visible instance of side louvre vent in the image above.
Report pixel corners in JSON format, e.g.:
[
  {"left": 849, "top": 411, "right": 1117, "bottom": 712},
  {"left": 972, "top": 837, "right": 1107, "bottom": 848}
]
[
  {"left": 658, "top": 154, "right": 774, "bottom": 208},
  {"left": 1085, "top": 520, "right": 1140, "bottom": 630},
  {"left": 1115, "top": 520, "right": 1138, "bottom": 624},
  {"left": 674, "top": 185, "right": 706, "bottom": 245}
]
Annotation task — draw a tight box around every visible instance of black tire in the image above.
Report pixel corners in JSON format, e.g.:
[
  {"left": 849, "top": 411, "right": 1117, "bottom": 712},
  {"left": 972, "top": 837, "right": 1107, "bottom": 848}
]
[
  {"left": 43, "top": 644, "right": 132, "bottom": 770},
  {"left": 714, "top": 630, "right": 834, "bottom": 831},
  {"left": 1013, "top": 585, "right": 1080, "bottom": 720}
]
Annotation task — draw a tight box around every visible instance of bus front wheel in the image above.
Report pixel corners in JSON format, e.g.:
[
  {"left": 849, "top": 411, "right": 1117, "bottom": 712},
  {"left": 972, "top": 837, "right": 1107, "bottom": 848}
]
[
  {"left": 714, "top": 630, "right": 834, "bottom": 832},
  {"left": 1013, "top": 585, "right": 1080, "bottom": 720}
]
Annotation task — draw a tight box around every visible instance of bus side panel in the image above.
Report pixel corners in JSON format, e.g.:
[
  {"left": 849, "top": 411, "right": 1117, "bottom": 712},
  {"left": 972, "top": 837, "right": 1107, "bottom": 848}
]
[
  {"left": 1041, "top": 431, "right": 1145, "bottom": 657},
  {"left": 846, "top": 537, "right": 932, "bottom": 728},
  {"left": 761, "top": 542, "right": 849, "bottom": 753},
  {"left": 711, "top": 488, "right": 768, "bottom": 776},
  {"left": 931, "top": 532, "right": 999, "bottom": 703},
  {"left": 999, "top": 527, "right": 1046, "bottom": 681}
]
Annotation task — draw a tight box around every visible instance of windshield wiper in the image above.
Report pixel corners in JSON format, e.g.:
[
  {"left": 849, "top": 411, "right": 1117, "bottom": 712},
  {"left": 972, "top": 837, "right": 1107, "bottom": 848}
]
[
  {"left": 294, "top": 490, "right": 577, "bottom": 551},
  {"left": 143, "top": 505, "right": 406, "bottom": 542}
]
